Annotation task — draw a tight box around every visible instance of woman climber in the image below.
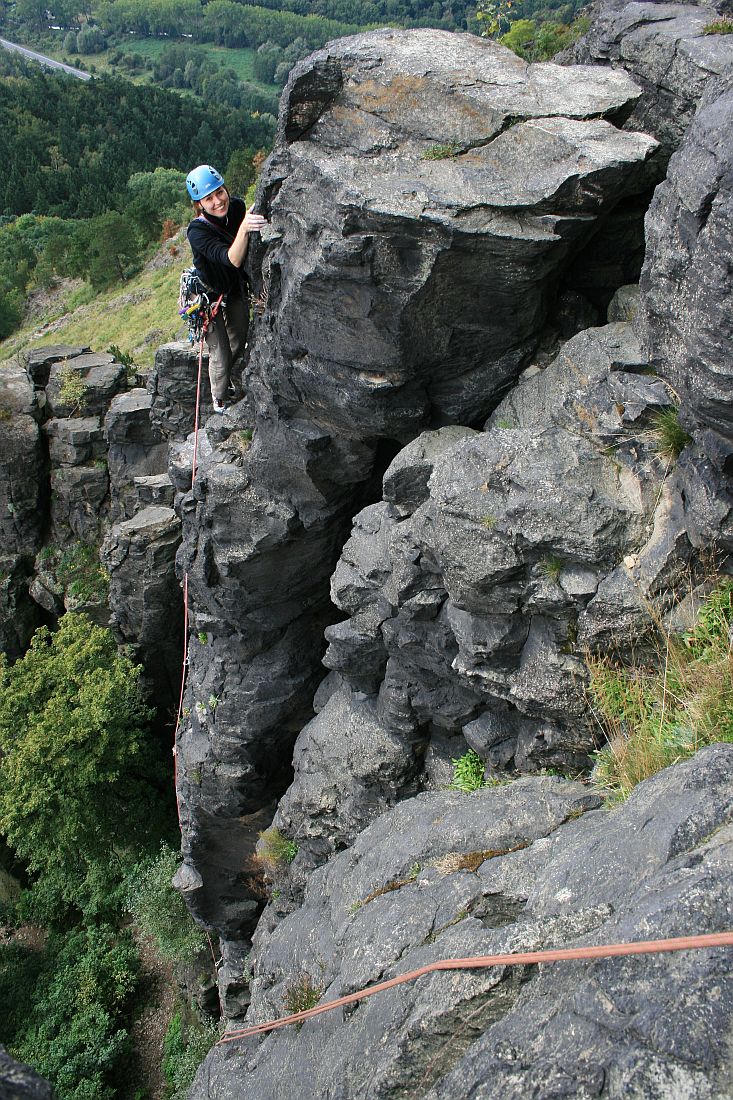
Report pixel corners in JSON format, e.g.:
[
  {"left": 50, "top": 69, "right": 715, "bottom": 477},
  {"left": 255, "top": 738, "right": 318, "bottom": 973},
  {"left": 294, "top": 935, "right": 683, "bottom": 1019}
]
[{"left": 185, "top": 164, "right": 267, "bottom": 414}]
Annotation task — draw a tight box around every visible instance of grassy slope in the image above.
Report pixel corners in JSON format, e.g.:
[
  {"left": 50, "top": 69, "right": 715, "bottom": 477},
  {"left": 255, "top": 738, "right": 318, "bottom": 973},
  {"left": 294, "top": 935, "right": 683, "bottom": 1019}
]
[{"left": 0, "top": 239, "right": 189, "bottom": 371}]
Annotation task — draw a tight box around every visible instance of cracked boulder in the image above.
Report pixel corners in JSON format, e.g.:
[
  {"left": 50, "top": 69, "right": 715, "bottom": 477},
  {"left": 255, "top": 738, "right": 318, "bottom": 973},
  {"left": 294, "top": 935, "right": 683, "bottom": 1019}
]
[
  {"left": 250, "top": 27, "right": 657, "bottom": 431},
  {"left": 564, "top": 1, "right": 733, "bottom": 164},
  {"left": 192, "top": 744, "right": 733, "bottom": 1100}
]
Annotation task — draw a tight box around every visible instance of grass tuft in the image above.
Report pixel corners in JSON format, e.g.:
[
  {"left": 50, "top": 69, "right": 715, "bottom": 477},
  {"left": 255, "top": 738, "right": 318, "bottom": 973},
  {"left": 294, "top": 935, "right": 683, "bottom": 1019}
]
[
  {"left": 282, "top": 973, "right": 322, "bottom": 1030},
  {"left": 256, "top": 826, "right": 298, "bottom": 875},
  {"left": 588, "top": 579, "right": 733, "bottom": 804},
  {"left": 703, "top": 16, "right": 733, "bottom": 32},
  {"left": 650, "top": 407, "right": 693, "bottom": 460},
  {"left": 421, "top": 142, "right": 461, "bottom": 160}
]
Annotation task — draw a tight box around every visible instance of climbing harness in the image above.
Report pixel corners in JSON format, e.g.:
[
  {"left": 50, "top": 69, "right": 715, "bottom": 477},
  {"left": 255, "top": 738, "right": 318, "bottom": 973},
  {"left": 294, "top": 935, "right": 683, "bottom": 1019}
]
[{"left": 218, "top": 930, "right": 733, "bottom": 1044}]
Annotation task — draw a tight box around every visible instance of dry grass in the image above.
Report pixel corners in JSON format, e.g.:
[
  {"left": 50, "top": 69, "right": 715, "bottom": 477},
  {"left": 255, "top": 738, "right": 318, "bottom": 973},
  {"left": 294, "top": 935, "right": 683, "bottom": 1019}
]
[
  {"left": 588, "top": 579, "right": 733, "bottom": 802},
  {"left": 0, "top": 254, "right": 186, "bottom": 371}
]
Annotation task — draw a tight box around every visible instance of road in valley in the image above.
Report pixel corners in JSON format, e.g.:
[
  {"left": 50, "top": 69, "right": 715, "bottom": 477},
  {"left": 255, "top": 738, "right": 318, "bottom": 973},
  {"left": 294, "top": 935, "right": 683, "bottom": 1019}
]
[{"left": 0, "top": 36, "right": 91, "bottom": 80}]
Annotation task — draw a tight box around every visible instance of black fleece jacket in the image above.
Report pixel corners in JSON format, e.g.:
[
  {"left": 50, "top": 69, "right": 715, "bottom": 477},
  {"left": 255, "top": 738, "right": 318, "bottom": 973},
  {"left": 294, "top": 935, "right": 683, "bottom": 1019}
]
[{"left": 186, "top": 197, "right": 248, "bottom": 296}]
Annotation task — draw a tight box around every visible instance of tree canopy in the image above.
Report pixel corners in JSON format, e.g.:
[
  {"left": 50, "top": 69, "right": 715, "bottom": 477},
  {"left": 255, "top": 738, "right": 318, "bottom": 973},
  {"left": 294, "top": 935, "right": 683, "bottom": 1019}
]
[{"left": 0, "top": 613, "right": 164, "bottom": 912}]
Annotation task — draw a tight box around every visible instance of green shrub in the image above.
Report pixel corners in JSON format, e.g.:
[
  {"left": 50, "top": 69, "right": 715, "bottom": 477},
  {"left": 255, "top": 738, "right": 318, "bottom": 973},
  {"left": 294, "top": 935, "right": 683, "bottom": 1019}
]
[
  {"left": 125, "top": 845, "right": 206, "bottom": 966},
  {"left": 450, "top": 749, "right": 487, "bottom": 792},
  {"left": 0, "top": 613, "right": 162, "bottom": 919},
  {"left": 162, "top": 1008, "right": 219, "bottom": 1099},
  {"left": 55, "top": 542, "right": 109, "bottom": 603},
  {"left": 590, "top": 580, "right": 733, "bottom": 803},
  {"left": 12, "top": 925, "right": 139, "bottom": 1100}
]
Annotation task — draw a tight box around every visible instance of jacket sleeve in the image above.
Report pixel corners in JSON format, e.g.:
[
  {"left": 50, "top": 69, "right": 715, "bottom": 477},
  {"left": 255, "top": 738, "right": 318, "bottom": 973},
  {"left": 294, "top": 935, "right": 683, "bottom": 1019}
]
[{"left": 187, "top": 221, "right": 236, "bottom": 270}]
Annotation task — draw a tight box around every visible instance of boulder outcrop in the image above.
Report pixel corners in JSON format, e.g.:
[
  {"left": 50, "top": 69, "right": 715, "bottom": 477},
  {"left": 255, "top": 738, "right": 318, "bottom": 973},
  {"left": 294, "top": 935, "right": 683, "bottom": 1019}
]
[
  {"left": 193, "top": 745, "right": 733, "bottom": 1100},
  {"left": 176, "top": 26, "right": 662, "bottom": 936},
  {"left": 565, "top": 1, "right": 733, "bottom": 163},
  {"left": 273, "top": 319, "right": 715, "bottom": 879}
]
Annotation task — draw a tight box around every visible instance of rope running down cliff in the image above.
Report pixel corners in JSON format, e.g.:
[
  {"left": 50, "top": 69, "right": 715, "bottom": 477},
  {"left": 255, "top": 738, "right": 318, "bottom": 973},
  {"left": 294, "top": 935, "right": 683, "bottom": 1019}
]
[
  {"left": 172, "top": 299, "right": 222, "bottom": 825},
  {"left": 218, "top": 930, "right": 733, "bottom": 1044}
]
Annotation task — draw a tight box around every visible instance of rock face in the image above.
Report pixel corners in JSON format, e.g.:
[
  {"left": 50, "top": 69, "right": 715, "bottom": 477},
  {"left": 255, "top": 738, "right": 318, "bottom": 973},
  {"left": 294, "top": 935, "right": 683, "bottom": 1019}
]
[
  {"left": 176, "top": 26, "right": 662, "bottom": 936},
  {"left": 0, "top": 364, "right": 44, "bottom": 658},
  {"left": 565, "top": 1, "right": 733, "bottom": 163},
  {"left": 273, "top": 319, "right": 719, "bottom": 884},
  {"left": 192, "top": 745, "right": 733, "bottom": 1100},
  {"left": 0, "top": 345, "right": 183, "bottom": 714},
  {"left": 635, "top": 84, "right": 733, "bottom": 450}
]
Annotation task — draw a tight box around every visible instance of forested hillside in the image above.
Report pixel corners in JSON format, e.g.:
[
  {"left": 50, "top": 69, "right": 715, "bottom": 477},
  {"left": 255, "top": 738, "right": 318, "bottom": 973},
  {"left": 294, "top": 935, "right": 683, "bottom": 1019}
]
[{"left": 0, "top": 49, "right": 273, "bottom": 339}]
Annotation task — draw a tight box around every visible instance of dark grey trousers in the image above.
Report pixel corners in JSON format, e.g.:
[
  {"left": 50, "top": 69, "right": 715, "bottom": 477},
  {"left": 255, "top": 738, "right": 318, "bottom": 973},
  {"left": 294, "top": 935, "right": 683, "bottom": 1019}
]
[{"left": 205, "top": 292, "right": 249, "bottom": 403}]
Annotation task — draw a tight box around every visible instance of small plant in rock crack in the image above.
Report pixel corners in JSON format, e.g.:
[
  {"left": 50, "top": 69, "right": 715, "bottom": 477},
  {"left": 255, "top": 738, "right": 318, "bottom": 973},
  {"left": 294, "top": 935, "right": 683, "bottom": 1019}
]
[
  {"left": 704, "top": 15, "right": 733, "bottom": 32},
  {"left": 537, "top": 555, "right": 564, "bottom": 583},
  {"left": 256, "top": 826, "right": 298, "bottom": 874},
  {"left": 198, "top": 631, "right": 208, "bottom": 645},
  {"left": 283, "top": 974, "right": 323, "bottom": 1030},
  {"left": 58, "top": 362, "right": 88, "bottom": 414},
  {"left": 449, "top": 749, "right": 488, "bottom": 792},
  {"left": 422, "top": 142, "right": 461, "bottom": 160},
  {"left": 650, "top": 407, "right": 692, "bottom": 461},
  {"left": 479, "top": 514, "right": 497, "bottom": 530},
  {"left": 207, "top": 694, "right": 219, "bottom": 711}
]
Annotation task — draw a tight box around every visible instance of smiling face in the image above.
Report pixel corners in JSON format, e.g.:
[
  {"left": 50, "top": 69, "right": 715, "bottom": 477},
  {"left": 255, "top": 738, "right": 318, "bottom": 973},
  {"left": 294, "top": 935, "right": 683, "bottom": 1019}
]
[{"left": 200, "top": 185, "right": 230, "bottom": 217}]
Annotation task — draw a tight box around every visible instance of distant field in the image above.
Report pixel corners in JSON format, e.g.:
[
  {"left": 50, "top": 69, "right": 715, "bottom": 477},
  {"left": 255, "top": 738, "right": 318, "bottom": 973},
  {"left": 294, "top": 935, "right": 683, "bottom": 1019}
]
[
  {"left": 116, "top": 37, "right": 269, "bottom": 87},
  {"left": 20, "top": 33, "right": 277, "bottom": 91}
]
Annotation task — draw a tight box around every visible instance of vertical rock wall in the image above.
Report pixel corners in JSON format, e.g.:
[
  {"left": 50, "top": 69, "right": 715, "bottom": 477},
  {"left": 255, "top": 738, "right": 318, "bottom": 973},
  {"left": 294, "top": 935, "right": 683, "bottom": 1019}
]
[{"left": 175, "top": 28, "right": 661, "bottom": 936}]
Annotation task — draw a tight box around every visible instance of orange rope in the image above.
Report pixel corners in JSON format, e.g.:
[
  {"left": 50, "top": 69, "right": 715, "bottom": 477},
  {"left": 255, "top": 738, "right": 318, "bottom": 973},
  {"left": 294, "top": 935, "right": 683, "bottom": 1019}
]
[{"left": 218, "top": 930, "right": 733, "bottom": 1044}]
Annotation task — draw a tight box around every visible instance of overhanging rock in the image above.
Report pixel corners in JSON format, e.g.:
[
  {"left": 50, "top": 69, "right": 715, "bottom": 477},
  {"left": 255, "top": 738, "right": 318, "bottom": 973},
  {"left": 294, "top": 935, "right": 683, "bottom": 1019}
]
[{"left": 250, "top": 28, "right": 658, "bottom": 430}]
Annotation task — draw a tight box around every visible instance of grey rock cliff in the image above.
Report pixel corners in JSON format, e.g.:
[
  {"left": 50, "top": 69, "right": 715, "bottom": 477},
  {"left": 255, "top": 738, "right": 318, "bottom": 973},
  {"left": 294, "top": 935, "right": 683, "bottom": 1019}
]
[
  {"left": 635, "top": 84, "right": 733, "bottom": 449},
  {"left": 192, "top": 745, "right": 733, "bottom": 1100},
  {"left": 176, "top": 26, "right": 661, "bottom": 937},
  {"left": 274, "top": 318, "right": 717, "bottom": 883},
  {"left": 564, "top": 1, "right": 733, "bottom": 163},
  {"left": 0, "top": 364, "right": 44, "bottom": 658}
]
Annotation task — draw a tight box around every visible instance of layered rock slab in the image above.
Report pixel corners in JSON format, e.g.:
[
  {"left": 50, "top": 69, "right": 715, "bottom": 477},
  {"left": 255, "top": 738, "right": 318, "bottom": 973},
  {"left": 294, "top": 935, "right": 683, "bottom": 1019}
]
[
  {"left": 635, "top": 85, "right": 733, "bottom": 450},
  {"left": 178, "top": 27, "right": 659, "bottom": 935},
  {"left": 252, "top": 28, "right": 657, "bottom": 430},
  {"left": 565, "top": 1, "right": 733, "bottom": 163},
  {"left": 193, "top": 745, "right": 733, "bottom": 1100}
]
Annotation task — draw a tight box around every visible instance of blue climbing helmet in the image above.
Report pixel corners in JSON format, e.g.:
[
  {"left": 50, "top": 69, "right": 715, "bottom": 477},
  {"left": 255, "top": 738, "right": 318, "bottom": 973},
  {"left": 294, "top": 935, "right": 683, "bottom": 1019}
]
[{"left": 186, "top": 164, "right": 225, "bottom": 201}]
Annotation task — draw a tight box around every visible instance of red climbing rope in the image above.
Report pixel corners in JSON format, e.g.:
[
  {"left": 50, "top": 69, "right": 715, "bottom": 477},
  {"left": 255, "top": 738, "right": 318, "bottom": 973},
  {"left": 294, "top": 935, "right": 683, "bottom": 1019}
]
[
  {"left": 218, "top": 930, "right": 733, "bottom": 1044},
  {"left": 172, "top": 296, "right": 223, "bottom": 826}
]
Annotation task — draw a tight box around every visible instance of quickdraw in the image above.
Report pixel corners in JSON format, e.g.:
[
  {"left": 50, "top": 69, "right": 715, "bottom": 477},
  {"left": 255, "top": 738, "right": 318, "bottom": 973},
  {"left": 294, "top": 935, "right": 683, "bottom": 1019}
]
[{"left": 178, "top": 268, "right": 222, "bottom": 344}]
